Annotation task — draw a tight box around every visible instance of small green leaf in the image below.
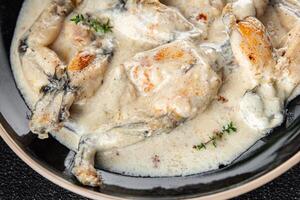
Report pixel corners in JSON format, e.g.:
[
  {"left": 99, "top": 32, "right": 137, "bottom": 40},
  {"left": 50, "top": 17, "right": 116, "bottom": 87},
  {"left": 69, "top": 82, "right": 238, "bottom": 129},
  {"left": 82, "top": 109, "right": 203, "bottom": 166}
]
[
  {"left": 222, "top": 121, "right": 237, "bottom": 134},
  {"left": 193, "top": 143, "right": 206, "bottom": 150},
  {"left": 70, "top": 14, "right": 113, "bottom": 34},
  {"left": 193, "top": 121, "right": 237, "bottom": 150},
  {"left": 70, "top": 14, "right": 84, "bottom": 24},
  {"left": 200, "top": 143, "right": 206, "bottom": 149}
]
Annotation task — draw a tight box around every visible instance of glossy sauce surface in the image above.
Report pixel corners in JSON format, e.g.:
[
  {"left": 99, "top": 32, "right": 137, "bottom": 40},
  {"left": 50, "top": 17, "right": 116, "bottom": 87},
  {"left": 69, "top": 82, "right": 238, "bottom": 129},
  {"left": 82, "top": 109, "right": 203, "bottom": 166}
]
[{"left": 10, "top": 0, "right": 298, "bottom": 177}]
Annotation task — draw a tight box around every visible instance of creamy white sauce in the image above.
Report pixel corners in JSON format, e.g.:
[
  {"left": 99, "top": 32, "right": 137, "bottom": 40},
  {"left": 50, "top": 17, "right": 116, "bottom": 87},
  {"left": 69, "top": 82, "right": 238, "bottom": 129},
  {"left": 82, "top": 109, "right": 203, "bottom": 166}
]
[{"left": 11, "top": 0, "right": 299, "bottom": 177}]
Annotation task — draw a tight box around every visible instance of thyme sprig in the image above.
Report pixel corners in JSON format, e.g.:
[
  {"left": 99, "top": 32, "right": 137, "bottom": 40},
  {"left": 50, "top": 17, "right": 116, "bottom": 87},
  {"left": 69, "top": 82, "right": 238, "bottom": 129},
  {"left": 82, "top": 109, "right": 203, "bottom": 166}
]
[
  {"left": 193, "top": 121, "right": 237, "bottom": 150},
  {"left": 70, "top": 14, "right": 84, "bottom": 24},
  {"left": 70, "top": 14, "right": 113, "bottom": 34},
  {"left": 222, "top": 121, "right": 237, "bottom": 134}
]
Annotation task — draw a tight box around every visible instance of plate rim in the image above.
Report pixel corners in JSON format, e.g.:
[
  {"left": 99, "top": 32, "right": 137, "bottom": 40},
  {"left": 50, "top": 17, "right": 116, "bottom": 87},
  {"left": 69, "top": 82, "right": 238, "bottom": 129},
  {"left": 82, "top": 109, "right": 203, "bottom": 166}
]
[{"left": 0, "top": 123, "right": 299, "bottom": 200}]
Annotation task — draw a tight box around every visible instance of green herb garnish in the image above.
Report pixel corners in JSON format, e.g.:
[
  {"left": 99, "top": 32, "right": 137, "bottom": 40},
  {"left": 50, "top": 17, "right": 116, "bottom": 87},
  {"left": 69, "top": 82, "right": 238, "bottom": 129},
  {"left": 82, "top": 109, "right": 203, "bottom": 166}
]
[
  {"left": 193, "top": 121, "right": 237, "bottom": 150},
  {"left": 193, "top": 143, "right": 207, "bottom": 150},
  {"left": 70, "top": 14, "right": 85, "bottom": 24},
  {"left": 70, "top": 14, "right": 113, "bottom": 34},
  {"left": 222, "top": 121, "right": 237, "bottom": 134}
]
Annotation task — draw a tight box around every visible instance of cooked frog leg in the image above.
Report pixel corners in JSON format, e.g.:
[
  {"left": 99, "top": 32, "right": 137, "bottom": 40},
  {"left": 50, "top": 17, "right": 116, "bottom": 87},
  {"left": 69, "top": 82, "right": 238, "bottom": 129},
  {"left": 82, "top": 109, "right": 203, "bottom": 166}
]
[
  {"left": 29, "top": 74, "right": 71, "bottom": 138},
  {"left": 224, "top": 10, "right": 286, "bottom": 131},
  {"left": 19, "top": 0, "right": 81, "bottom": 138},
  {"left": 110, "top": 0, "right": 201, "bottom": 48},
  {"left": 123, "top": 40, "right": 222, "bottom": 124},
  {"left": 72, "top": 123, "right": 157, "bottom": 187},
  {"left": 73, "top": 140, "right": 101, "bottom": 187},
  {"left": 84, "top": 40, "right": 221, "bottom": 135},
  {"left": 30, "top": 39, "right": 113, "bottom": 139},
  {"left": 67, "top": 39, "right": 113, "bottom": 101},
  {"left": 19, "top": 0, "right": 114, "bottom": 138},
  {"left": 195, "top": 0, "right": 270, "bottom": 74},
  {"left": 72, "top": 40, "right": 222, "bottom": 186},
  {"left": 227, "top": 8, "right": 300, "bottom": 131},
  {"left": 230, "top": 17, "right": 276, "bottom": 83},
  {"left": 161, "top": 0, "right": 225, "bottom": 39},
  {"left": 19, "top": 0, "right": 79, "bottom": 96},
  {"left": 18, "top": 0, "right": 115, "bottom": 187}
]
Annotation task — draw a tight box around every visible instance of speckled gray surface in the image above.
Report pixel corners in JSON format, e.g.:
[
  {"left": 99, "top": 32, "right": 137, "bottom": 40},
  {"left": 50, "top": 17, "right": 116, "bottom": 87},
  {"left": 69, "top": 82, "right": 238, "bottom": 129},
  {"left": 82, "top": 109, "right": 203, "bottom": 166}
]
[{"left": 0, "top": 138, "right": 299, "bottom": 200}]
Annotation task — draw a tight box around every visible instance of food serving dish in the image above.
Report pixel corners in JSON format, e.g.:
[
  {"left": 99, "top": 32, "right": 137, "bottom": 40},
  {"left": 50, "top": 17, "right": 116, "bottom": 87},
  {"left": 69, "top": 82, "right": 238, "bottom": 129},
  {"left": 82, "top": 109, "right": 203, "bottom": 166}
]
[{"left": 0, "top": 0, "right": 300, "bottom": 199}]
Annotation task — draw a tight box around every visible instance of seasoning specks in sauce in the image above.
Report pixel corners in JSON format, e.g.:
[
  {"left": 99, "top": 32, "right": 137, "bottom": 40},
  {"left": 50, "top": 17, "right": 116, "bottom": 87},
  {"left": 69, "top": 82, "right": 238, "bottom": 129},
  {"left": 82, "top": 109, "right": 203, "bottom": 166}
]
[{"left": 10, "top": 0, "right": 300, "bottom": 187}]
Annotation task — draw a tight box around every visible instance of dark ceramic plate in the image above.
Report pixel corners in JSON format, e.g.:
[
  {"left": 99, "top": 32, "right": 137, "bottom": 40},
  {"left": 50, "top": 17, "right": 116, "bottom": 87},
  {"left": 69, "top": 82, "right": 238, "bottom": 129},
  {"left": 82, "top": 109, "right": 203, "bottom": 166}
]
[{"left": 0, "top": 1, "right": 300, "bottom": 199}]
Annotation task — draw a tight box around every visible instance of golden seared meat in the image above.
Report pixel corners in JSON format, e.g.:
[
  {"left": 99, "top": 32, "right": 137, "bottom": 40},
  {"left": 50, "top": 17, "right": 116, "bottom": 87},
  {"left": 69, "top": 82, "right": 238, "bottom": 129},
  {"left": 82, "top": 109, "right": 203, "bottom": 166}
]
[
  {"left": 51, "top": 17, "right": 95, "bottom": 64},
  {"left": 225, "top": 9, "right": 283, "bottom": 131},
  {"left": 230, "top": 16, "right": 275, "bottom": 83},
  {"left": 18, "top": 0, "right": 115, "bottom": 186},
  {"left": 226, "top": 3, "right": 300, "bottom": 131},
  {"left": 19, "top": 0, "right": 114, "bottom": 139},
  {"left": 238, "top": 23, "right": 300, "bottom": 131},
  {"left": 11, "top": 0, "right": 300, "bottom": 187},
  {"left": 71, "top": 40, "right": 221, "bottom": 186},
  {"left": 19, "top": 0, "right": 77, "bottom": 96},
  {"left": 124, "top": 40, "right": 222, "bottom": 121}
]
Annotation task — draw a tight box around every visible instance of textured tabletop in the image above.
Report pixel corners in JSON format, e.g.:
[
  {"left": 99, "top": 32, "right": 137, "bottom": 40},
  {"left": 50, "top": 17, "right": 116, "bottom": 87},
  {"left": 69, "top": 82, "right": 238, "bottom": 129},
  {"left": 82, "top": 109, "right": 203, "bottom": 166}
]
[{"left": 0, "top": 138, "right": 299, "bottom": 200}]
